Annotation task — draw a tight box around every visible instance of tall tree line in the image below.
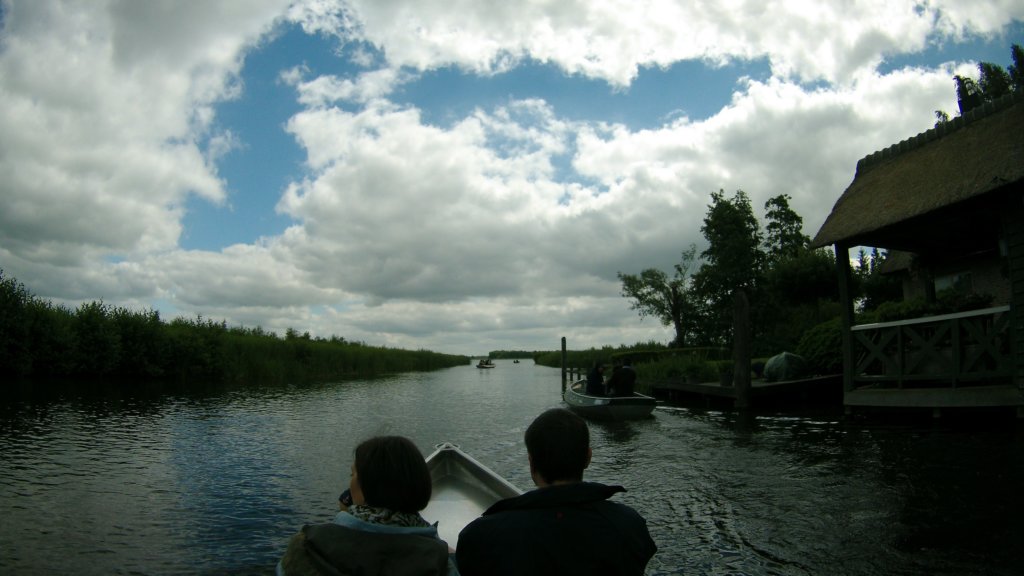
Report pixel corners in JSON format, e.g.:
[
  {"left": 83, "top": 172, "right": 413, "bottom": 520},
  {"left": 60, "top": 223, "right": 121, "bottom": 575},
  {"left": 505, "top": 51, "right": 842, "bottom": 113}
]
[
  {"left": 619, "top": 191, "right": 854, "bottom": 357},
  {"left": 935, "top": 43, "right": 1023, "bottom": 124}
]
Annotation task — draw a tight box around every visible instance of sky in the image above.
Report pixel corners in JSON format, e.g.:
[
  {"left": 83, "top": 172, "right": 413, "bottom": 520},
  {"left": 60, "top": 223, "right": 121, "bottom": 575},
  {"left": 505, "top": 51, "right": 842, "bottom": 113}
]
[{"left": 1, "top": 1, "right": 1022, "bottom": 356}]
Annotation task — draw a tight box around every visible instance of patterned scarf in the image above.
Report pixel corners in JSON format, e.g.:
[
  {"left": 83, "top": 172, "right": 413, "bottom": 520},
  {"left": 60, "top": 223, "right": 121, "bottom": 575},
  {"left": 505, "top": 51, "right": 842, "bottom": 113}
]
[{"left": 347, "top": 504, "right": 431, "bottom": 528}]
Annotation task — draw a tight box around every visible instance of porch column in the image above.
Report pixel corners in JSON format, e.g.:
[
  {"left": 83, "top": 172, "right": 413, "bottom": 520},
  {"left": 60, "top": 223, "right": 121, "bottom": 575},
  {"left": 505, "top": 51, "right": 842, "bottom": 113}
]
[
  {"left": 1004, "top": 194, "right": 1024, "bottom": 392},
  {"left": 835, "top": 243, "right": 856, "bottom": 398}
]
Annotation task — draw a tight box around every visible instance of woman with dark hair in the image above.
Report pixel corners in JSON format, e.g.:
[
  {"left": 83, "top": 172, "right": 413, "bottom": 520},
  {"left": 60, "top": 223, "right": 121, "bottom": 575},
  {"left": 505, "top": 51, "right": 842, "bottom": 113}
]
[{"left": 277, "top": 436, "right": 453, "bottom": 576}]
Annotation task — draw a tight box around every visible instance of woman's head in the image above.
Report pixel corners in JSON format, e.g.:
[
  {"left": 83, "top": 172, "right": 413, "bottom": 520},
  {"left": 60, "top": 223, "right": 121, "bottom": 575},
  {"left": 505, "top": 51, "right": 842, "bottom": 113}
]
[{"left": 350, "top": 436, "right": 432, "bottom": 513}]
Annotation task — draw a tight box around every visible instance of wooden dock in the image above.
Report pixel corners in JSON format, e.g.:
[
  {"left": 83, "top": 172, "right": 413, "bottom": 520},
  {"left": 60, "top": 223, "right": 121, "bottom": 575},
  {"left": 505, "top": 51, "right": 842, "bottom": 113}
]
[{"left": 650, "top": 374, "right": 843, "bottom": 408}]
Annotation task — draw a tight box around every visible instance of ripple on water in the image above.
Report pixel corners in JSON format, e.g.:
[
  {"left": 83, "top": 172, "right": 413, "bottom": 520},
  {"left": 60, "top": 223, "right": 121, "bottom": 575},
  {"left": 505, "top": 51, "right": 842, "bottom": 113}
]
[{"left": 3, "top": 369, "right": 1023, "bottom": 575}]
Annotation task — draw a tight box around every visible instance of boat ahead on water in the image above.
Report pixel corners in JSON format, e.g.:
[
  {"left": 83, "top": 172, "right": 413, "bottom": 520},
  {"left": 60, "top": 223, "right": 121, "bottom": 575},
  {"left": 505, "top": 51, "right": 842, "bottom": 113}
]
[
  {"left": 422, "top": 442, "right": 522, "bottom": 549},
  {"left": 476, "top": 359, "right": 496, "bottom": 368},
  {"left": 563, "top": 380, "right": 657, "bottom": 421}
]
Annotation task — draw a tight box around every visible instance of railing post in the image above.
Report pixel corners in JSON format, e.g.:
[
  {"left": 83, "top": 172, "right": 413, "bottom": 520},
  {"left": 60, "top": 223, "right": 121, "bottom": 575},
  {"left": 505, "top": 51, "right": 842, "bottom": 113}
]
[
  {"left": 897, "top": 325, "right": 904, "bottom": 389},
  {"left": 561, "top": 337, "right": 567, "bottom": 393},
  {"left": 951, "top": 317, "right": 961, "bottom": 387},
  {"left": 852, "top": 306, "right": 1011, "bottom": 386}
]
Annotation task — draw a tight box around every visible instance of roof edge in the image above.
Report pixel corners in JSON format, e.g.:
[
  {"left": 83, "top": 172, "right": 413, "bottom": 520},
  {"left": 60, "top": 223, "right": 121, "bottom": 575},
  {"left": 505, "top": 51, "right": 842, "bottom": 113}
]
[{"left": 854, "top": 91, "right": 1024, "bottom": 176}]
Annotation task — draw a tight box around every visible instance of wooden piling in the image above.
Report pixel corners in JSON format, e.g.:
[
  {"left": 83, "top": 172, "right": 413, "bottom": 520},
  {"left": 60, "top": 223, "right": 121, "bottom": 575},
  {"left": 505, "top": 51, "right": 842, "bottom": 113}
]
[
  {"left": 733, "top": 289, "right": 751, "bottom": 409},
  {"left": 561, "top": 337, "right": 567, "bottom": 393}
]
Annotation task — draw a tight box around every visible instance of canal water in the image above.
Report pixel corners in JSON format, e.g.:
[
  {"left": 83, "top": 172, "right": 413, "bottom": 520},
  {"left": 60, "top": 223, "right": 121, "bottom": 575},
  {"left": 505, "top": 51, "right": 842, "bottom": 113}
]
[{"left": 1, "top": 360, "right": 1022, "bottom": 575}]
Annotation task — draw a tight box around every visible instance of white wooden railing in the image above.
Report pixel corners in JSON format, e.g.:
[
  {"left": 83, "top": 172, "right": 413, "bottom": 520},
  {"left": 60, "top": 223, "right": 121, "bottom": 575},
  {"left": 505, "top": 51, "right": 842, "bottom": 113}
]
[{"left": 850, "top": 306, "right": 1012, "bottom": 389}]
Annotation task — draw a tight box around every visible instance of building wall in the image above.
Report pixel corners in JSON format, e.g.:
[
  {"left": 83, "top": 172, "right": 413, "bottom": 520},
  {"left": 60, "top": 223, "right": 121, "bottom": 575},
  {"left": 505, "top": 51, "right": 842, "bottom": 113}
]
[
  {"left": 932, "top": 252, "right": 1011, "bottom": 305},
  {"left": 1003, "top": 191, "right": 1024, "bottom": 390},
  {"left": 895, "top": 251, "right": 1010, "bottom": 305}
]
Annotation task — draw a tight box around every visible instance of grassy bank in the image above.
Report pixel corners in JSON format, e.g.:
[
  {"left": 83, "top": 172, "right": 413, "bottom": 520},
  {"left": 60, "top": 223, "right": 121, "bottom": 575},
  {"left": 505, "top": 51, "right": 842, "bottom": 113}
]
[
  {"left": 0, "top": 271, "right": 468, "bottom": 385},
  {"left": 532, "top": 342, "right": 735, "bottom": 393}
]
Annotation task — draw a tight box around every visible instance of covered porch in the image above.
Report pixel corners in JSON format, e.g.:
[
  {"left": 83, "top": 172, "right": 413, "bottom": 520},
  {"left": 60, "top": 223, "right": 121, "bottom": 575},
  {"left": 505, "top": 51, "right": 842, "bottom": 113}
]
[
  {"left": 811, "top": 93, "right": 1024, "bottom": 417},
  {"left": 846, "top": 305, "right": 1019, "bottom": 413}
]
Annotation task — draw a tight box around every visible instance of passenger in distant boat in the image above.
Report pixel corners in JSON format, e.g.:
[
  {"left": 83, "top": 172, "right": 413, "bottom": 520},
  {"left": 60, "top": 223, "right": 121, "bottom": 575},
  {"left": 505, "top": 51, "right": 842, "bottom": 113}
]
[
  {"left": 585, "top": 361, "right": 605, "bottom": 395},
  {"left": 605, "top": 358, "right": 637, "bottom": 396},
  {"left": 456, "top": 408, "right": 657, "bottom": 576},
  {"left": 277, "top": 436, "right": 455, "bottom": 576}
]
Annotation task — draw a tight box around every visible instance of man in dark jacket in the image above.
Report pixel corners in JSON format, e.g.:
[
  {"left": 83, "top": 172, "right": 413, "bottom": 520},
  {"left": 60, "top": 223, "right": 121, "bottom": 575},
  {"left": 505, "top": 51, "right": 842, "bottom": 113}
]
[
  {"left": 606, "top": 358, "right": 637, "bottom": 396},
  {"left": 456, "top": 408, "right": 656, "bottom": 575}
]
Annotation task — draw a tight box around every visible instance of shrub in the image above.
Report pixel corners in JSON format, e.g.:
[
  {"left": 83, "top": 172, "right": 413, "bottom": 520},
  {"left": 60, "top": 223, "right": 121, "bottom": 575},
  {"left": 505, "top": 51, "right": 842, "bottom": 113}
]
[
  {"left": 796, "top": 317, "right": 843, "bottom": 375},
  {"left": 73, "top": 301, "right": 121, "bottom": 376},
  {"left": 866, "top": 291, "right": 994, "bottom": 324}
]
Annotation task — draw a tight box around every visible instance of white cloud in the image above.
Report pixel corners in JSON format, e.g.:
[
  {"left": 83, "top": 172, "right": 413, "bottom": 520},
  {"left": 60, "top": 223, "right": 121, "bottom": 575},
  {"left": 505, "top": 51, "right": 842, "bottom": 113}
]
[
  {"left": 329, "top": 0, "right": 1020, "bottom": 85},
  {"left": 267, "top": 56, "right": 971, "bottom": 332},
  {"left": 930, "top": 0, "right": 1024, "bottom": 38},
  {"left": 288, "top": 67, "right": 410, "bottom": 106},
  {"left": 276, "top": 98, "right": 581, "bottom": 302},
  {"left": 0, "top": 0, "right": 288, "bottom": 269},
  {"left": 1, "top": 0, "right": 1020, "bottom": 354}
]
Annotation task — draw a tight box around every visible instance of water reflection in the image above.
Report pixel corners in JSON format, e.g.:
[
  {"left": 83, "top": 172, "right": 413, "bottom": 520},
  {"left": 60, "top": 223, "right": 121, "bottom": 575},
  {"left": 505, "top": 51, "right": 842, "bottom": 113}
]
[
  {"left": 593, "top": 419, "right": 642, "bottom": 443},
  {"left": 1, "top": 364, "right": 1022, "bottom": 575}
]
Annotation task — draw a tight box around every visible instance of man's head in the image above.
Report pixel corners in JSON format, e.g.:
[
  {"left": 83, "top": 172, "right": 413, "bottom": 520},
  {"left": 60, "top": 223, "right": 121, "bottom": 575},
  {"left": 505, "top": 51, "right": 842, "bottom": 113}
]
[{"left": 525, "top": 408, "right": 592, "bottom": 486}]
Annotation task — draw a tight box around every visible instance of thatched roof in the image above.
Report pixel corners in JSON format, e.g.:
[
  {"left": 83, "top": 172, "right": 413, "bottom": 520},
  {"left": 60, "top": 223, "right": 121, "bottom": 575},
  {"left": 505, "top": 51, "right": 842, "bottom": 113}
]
[
  {"left": 875, "top": 249, "right": 913, "bottom": 274},
  {"left": 811, "top": 92, "right": 1024, "bottom": 250}
]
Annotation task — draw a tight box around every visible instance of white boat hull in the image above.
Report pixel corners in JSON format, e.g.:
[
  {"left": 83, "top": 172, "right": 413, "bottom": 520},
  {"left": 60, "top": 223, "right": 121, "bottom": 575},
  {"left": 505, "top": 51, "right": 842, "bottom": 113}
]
[
  {"left": 422, "top": 442, "right": 522, "bottom": 549},
  {"left": 563, "top": 380, "right": 657, "bottom": 421}
]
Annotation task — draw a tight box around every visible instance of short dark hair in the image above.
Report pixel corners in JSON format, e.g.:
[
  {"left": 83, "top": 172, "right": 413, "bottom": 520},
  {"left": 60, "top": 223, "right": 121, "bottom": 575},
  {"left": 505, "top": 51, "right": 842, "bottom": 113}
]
[
  {"left": 524, "top": 408, "right": 589, "bottom": 484},
  {"left": 354, "top": 436, "right": 432, "bottom": 513}
]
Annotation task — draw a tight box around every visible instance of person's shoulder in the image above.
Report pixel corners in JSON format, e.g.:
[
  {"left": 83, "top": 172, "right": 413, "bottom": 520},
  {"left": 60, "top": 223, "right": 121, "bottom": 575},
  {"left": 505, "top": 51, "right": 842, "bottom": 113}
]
[
  {"left": 459, "top": 502, "right": 530, "bottom": 541},
  {"left": 279, "top": 528, "right": 319, "bottom": 576},
  {"left": 463, "top": 505, "right": 520, "bottom": 528},
  {"left": 584, "top": 488, "right": 649, "bottom": 521},
  {"left": 602, "top": 497, "right": 647, "bottom": 518},
  {"left": 304, "top": 521, "right": 449, "bottom": 572}
]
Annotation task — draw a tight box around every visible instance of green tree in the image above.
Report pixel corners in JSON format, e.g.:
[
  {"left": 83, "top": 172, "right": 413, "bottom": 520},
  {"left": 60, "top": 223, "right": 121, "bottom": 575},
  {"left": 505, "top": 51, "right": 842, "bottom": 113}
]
[
  {"left": 1009, "top": 44, "right": 1024, "bottom": 91},
  {"left": 763, "top": 194, "right": 810, "bottom": 264},
  {"left": 953, "top": 44, "right": 1022, "bottom": 114},
  {"left": 978, "top": 61, "right": 1012, "bottom": 99},
  {"left": 690, "top": 190, "right": 764, "bottom": 345},
  {"left": 758, "top": 246, "right": 842, "bottom": 354},
  {"left": 859, "top": 249, "right": 902, "bottom": 311},
  {"left": 0, "top": 270, "right": 33, "bottom": 375},
  {"left": 73, "top": 301, "right": 121, "bottom": 376},
  {"left": 955, "top": 74, "right": 984, "bottom": 114},
  {"left": 697, "top": 190, "right": 763, "bottom": 290},
  {"left": 938, "top": 44, "right": 1022, "bottom": 119},
  {"left": 855, "top": 248, "right": 870, "bottom": 277},
  {"left": 765, "top": 247, "right": 838, "bottom": 306},
  {"left": 616, "top": 191, "right": 839, "bottom": 355},
  {"left": 618, "top": 244, "right": 698, "bottom": 348},
  {"left": 112, "top": 307, "right": 165, "bottom": 378}
]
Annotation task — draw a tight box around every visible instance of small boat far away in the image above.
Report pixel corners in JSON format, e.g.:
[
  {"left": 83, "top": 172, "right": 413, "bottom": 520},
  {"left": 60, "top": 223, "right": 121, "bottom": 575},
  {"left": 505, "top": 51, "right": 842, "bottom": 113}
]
[
  {"left": 563, "top": 380, "right": 657, "bottom": 421},
  {"left": 476, "top": 358, "right": 496, "bottom": 368},
  {"left": 422, "top": 442, "right": 522, "bottom": 549}
]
